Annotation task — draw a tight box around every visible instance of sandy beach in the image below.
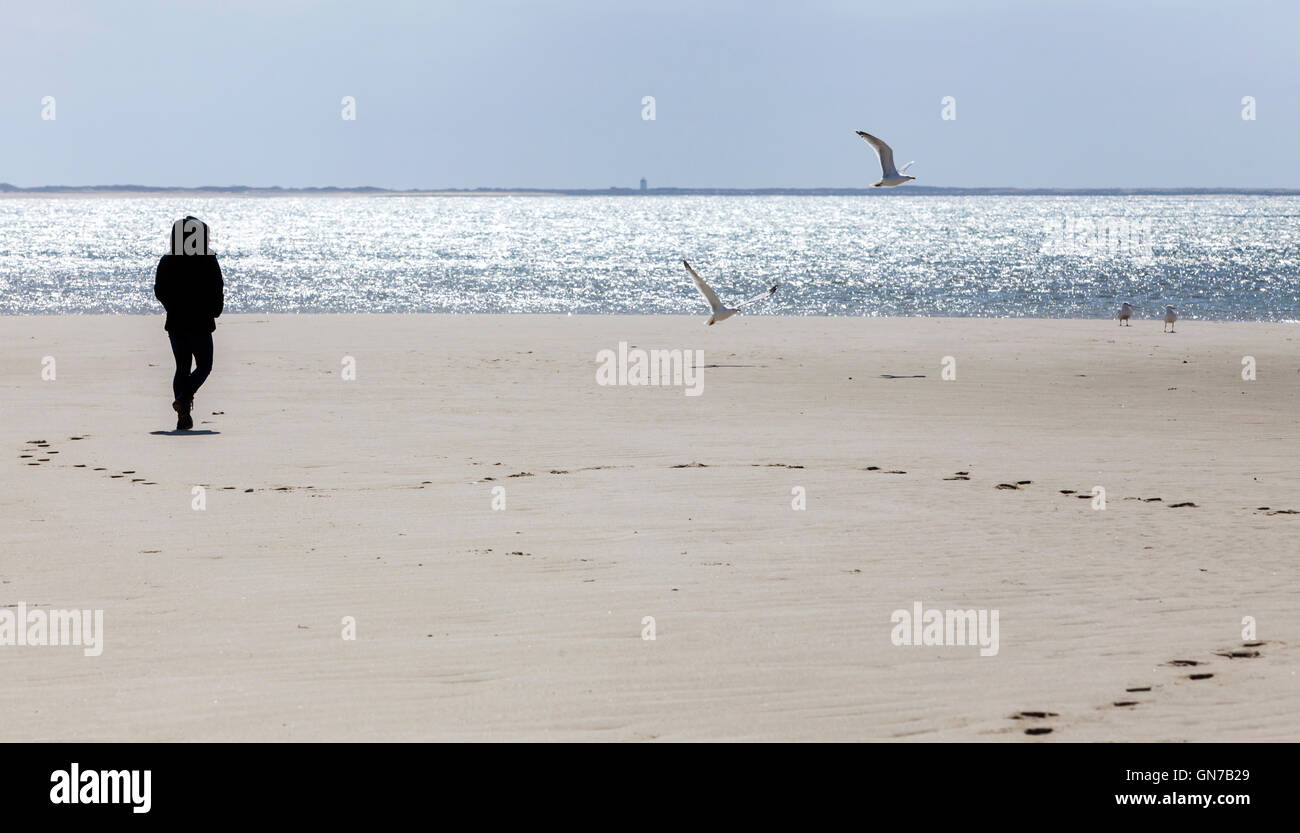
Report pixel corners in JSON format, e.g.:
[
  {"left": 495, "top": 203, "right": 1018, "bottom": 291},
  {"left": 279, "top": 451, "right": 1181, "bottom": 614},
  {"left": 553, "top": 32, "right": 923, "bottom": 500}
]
[{"left": 1, "top": 313, "right": 1296, "bottom": 741}]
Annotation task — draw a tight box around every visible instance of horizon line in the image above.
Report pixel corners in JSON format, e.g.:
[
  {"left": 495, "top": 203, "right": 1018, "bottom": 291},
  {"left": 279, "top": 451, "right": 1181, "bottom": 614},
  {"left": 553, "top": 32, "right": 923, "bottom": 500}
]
[{"left": 3, "top": 183, "right": 1300, "bottom": 197}]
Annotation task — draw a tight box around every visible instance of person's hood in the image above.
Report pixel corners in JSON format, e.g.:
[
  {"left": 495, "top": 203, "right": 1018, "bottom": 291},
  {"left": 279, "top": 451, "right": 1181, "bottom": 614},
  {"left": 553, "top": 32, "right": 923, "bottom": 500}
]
[{"left": 170, "top": 216, "right": 211, "bottom": 256}]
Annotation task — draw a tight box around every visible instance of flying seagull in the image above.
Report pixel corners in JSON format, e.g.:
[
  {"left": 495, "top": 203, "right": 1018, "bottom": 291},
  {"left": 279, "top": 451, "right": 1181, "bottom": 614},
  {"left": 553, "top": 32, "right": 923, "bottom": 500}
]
[
  {"left": 1117, "top": 302, "right": 1133, "bottom": 326},
  {"left": 682, "top": 260, "right": 778, "bottom": 326},
  {"left": 856, "top": 131, "right": 916, "bottom": 187},
  {"left": 1163, "top": 305, "right": 1177, "bottom": 333}
]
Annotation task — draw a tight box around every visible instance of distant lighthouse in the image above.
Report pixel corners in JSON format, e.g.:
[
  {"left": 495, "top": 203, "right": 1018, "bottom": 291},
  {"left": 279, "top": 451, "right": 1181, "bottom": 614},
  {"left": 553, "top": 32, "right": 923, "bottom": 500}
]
[{"left": 639, "top": 177, "right": 647, "bottom": 192}]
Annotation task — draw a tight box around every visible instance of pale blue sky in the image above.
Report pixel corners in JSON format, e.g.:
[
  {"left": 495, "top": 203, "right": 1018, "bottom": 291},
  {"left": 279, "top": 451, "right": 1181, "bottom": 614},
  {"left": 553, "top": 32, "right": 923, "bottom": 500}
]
[{"left": 3, "top": 0, "right": 1297, "bottom": 189}]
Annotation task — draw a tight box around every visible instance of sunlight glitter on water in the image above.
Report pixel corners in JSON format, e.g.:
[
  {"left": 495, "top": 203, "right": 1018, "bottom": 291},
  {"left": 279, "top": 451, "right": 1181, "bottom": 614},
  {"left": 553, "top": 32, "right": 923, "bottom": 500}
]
[{"left": 1, "top": 194, "right": 1296, "bottom": 320}]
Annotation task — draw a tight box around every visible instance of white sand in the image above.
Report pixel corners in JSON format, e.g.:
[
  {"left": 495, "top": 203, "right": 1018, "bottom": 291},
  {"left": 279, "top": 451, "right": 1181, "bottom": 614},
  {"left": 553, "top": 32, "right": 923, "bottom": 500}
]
[{"left": 1, "top": 314, "right": 1296, "bottom": 740}]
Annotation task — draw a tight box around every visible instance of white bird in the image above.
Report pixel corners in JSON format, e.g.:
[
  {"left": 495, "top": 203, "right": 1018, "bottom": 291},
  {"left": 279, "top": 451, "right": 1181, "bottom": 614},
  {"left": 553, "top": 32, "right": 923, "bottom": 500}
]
[
  {"left": 1117, "top": 302, "right": 1133, "bottom": 326},
  {"left": 856, "top": 131, "right": 916, "bottom": 187},
  {"left": 1163, "top": 305, "right": 1177, "bottom": 333},
  {"left": 682, "top": 260, "right": 778, "bottom": 326}
]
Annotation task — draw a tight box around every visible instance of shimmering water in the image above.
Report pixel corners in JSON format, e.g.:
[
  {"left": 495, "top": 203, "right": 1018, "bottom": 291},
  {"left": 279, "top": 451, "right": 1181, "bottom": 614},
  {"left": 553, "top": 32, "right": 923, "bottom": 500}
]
[{"left": 1, "top": 195, "right": 1297, "bottom": 320}]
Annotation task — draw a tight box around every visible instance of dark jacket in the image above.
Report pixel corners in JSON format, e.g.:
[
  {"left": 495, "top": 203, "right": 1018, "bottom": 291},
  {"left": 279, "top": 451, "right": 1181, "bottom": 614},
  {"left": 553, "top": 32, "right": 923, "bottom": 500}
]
[{"left": 154, "top": 217, "right": 224, "bottom": 332}]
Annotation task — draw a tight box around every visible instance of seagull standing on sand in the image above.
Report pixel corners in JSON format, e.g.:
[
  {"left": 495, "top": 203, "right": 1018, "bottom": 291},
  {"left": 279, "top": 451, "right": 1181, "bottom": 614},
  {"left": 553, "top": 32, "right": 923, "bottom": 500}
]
[
  {"left": 856, "top": 131, "right": 916, "bottom": 187},
  {"left": 1117, "top": 302, "right": 1133, "bottom": 326},
  {"left": 682, "top": 260, "right": 778, "bottom": 326},
  {"left": 1163, "top": 305, "right": 1177, "bottom": 332}
]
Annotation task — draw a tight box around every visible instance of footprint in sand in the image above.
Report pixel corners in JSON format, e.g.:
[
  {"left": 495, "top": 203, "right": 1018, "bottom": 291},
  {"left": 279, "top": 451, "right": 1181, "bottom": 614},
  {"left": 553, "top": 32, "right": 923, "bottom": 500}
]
[
  {"left": 1214, "top": 642, "right": 1264, "bottom": 660},
  {"left": 1101, "top": 659, "right": 1232, "bottom": 717},
  {"left": 19, "top": 440, "right": 55, "bottom": 463},
  {"left": 1068, "top": 642, "right": 1264, "bottom": 720},
  {"left": 22, "top": 442, "right": 159, "bottom": 487},
  {"left": 1010, "top": 711, "right": 1058, "bottom": 736},
  {"left": 1167, "top": 644, "right": 1264, "bottom": 683}
]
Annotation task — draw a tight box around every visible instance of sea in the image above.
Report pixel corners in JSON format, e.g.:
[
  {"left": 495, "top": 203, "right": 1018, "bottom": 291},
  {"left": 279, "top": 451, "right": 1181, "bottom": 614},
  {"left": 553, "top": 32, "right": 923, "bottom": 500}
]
[{"left": 1, "top": 194, "right": 1296, "bottom": 320}]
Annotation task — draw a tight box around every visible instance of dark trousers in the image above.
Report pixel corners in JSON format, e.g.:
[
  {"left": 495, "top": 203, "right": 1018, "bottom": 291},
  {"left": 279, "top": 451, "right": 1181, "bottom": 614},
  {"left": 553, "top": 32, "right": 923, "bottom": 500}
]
[{"left": 168, "top": 330, "right": 213, "bottom": 404}]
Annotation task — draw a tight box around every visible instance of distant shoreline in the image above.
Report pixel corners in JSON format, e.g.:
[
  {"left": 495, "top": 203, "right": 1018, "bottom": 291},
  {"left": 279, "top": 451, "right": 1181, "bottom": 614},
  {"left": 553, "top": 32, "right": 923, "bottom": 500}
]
[
  {"left": 3, "top": 313, "right": 1296, "bottom": 324},
  {"left": 3, "top": 184, "right": 1300, "bottom": 197}
]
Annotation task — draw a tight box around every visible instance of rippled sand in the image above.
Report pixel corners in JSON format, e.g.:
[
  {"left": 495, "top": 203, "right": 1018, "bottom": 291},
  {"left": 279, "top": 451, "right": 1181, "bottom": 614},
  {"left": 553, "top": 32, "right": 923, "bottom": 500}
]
[{"left": 1, "top": 314, "right": 1296, "bottom": 740}]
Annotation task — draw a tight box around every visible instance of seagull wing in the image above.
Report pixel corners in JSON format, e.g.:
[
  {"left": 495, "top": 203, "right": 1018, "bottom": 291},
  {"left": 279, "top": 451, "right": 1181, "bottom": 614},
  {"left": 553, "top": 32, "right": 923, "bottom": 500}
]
[
  {"left": 898, "top": 161, "right": 915, "bottom": 174},
  {"left": 734, "top": 283, "right": 779, "bottom": 309},
  {"left": 856, "top": 131, "right": 899, "bottom": 178},
  {"left": 683, "top": 260, "right": 726, "bottom": 313}
]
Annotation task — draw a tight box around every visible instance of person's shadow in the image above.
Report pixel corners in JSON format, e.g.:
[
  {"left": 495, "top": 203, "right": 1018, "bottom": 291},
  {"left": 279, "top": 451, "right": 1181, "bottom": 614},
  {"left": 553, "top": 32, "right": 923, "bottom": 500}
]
[{"left": 150, "top": 429, "right": 221, "bottom": 436}]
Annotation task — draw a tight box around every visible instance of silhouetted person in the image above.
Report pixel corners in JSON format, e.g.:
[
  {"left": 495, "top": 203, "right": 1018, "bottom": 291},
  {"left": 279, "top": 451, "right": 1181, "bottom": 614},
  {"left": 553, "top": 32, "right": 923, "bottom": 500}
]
[{"left": 154, "top": 216, "right": 223, "bottom": 430}]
